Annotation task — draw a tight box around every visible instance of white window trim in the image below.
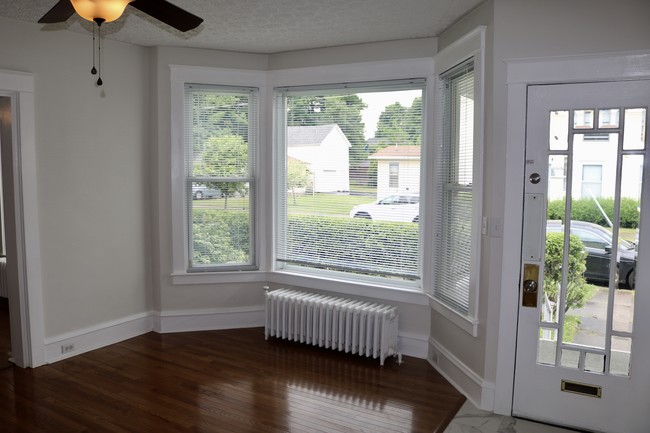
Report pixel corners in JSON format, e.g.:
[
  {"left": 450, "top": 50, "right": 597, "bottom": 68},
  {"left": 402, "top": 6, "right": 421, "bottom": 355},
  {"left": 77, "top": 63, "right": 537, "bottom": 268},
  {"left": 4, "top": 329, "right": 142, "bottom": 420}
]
[
  {"left": 169, "top": 65, "right": 269, "bottom": 285},
  {"left": 428, "top": 26, "right": 486, "bottom": 336},
  {"left": 168, "top": 61, "right": 433, "bottom": 306},
  {"left": 268, "top": 58, "right": 434, "bottom": 302}
]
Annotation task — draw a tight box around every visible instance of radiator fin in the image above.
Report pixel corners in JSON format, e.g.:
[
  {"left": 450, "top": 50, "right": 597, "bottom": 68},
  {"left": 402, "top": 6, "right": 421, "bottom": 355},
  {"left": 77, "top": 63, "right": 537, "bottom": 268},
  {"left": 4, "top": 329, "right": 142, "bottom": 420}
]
[{"left": 265, "top": 288, "right": 400, "bottom": 366}]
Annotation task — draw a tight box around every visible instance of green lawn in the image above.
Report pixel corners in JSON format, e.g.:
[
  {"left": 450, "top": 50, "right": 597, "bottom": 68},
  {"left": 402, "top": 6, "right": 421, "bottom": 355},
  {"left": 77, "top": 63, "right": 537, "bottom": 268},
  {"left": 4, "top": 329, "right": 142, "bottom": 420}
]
[
  {"left": 287, "top": 193, "right": 374, "bottom": 217},
  {"left": 192, "top": 192, "right": 376, "bottom": 218},
  {"left": 619, "top": 227, "right": 637, "bottom": 243}
]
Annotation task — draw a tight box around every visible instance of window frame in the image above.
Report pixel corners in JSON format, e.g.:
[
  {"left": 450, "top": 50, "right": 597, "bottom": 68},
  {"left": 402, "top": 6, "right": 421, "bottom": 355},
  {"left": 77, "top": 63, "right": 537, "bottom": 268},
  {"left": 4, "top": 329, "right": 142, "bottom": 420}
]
[
  {"left": 267, "top": 59, "right": 434, "bottom": 304},
  {"left": 170, "top": 65, "right": 268, "bottom": 284},
  {"left": 273, "top": 78, "right": 426, "bottom": 288},
  {"left": 428, "top": 26, "right": 485, "bottom": 336}
]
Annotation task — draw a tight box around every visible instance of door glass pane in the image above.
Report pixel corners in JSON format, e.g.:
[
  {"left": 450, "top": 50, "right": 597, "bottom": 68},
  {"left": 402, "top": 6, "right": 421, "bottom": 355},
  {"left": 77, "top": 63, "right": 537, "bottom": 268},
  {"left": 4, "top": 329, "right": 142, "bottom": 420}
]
[
  {"left": 623, "top": 108, "right": 646, "bottom": 150},
  {"left": 537, "top": 327, "right": 557, "bottom": 365},
  {"left": 560, "top": 348, "right": 580, "bottom": 369},
  {"left": 550, "top": 110, "right": 569, "bottom": 150},
  {"left": 610, "top": 336, "right": 632, "bottom": 376},
  {"left": 598, "top": 109, "right": 620, "bottom": 129},
  {"left": 574, "top": 109, "right": 594, "bottom": 129},
  {"left": 585, "top": 352, "right": 605, "bottom": 373},
  {"left": 548, "top": 155, "right": 567, "bottom": 202}
]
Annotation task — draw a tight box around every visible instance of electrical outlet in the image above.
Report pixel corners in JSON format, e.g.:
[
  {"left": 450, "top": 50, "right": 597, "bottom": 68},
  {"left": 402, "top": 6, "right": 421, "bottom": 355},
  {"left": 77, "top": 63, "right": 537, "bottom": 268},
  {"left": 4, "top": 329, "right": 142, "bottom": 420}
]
[{"left": 61, "top": 344, "right": 75, "bottom": 354}]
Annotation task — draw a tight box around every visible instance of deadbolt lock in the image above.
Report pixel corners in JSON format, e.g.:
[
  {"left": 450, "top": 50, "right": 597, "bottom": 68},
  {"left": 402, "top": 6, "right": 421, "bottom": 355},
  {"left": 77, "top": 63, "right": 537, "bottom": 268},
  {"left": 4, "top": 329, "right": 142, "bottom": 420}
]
[
  {"left": 523, "top": 279, "right": 538, "bottom": 293},
  {"left": 522, "top": 264, "right": 539, "bottom": 308}
]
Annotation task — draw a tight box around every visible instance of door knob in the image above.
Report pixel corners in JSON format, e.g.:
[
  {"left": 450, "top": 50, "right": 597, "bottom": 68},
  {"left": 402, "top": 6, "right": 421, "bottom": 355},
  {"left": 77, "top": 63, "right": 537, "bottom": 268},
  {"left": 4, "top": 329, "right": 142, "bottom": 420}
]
[{"left": 523, "top": 279, "right": 538, "bottom": 293}]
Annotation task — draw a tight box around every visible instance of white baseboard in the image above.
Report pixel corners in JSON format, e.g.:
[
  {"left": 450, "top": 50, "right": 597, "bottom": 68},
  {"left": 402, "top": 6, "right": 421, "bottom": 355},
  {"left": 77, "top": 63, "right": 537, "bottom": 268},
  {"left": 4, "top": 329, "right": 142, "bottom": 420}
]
[
  {"left": 44, "top": 312, "right": 153, "bottom": 364},
  {"left": 428, "top": 336, "right": 495, "bottom": 411},
  {"left": 154, "top": 306, "right": 265, "bottom": 333},
  {"left": 398, "top": 332, "right": 429, "bottom": 359},
  {"left": 41, "top": 308, "right": 429, "bottom": 366}
]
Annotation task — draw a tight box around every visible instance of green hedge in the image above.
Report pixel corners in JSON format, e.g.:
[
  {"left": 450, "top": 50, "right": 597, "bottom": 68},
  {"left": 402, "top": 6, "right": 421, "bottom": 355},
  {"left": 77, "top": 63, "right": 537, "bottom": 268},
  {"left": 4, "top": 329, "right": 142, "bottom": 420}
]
[
  {"left": 285, "top": 215, "right": 419, "bottom": 277},
  {"left": 547, "top": 197, "right": 639, "bottom": 228},
  {"left": 192, "top": 211, "right": 420, "bottom": 276},
  {"left": 192, "top": 210, "right": 250, "bottom": 264}
]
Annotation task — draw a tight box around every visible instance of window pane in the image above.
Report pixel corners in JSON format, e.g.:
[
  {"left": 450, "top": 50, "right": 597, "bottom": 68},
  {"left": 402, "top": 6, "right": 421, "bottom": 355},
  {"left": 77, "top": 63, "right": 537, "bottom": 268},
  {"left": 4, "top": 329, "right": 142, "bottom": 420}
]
[
  {"left": 276, "top": 82, "right": 424, "bottom": 281},
  {"left": 185, "top": 84, "right": 257, "bottom": 270},
  {"left": 433, "top": 59, "right": 475, "bottom": 315},
  {"left": 549, "top": 110, "right": 569, "bottom": 151}
]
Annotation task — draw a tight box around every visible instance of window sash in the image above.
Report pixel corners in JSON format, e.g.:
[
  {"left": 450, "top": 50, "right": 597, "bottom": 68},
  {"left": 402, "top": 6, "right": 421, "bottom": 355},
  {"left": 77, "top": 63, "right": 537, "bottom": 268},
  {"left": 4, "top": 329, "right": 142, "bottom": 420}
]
[
  {"left": 184, "top": 84, "right": 258, "bottom": 271},
  {"left": 433, "top": 59, "right": 476, "bottom": 315},
  {"left": 274, "top": 80, "right": 425, "bottom": 282}
]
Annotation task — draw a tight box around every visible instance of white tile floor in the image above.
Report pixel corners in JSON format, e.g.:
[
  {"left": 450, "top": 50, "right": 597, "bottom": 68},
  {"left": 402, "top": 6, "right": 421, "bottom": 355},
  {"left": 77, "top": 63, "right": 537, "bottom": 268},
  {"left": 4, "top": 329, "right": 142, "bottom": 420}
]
[{"left": 445, "top": 401, "right": 583, "bottom": 433}]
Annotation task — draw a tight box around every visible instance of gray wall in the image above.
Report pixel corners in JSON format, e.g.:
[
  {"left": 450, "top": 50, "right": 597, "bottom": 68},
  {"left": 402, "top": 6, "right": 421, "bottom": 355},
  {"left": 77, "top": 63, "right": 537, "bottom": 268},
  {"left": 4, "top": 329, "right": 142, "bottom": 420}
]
[{"left": 0, "top": 16, "right": 151, "bottom": 337}]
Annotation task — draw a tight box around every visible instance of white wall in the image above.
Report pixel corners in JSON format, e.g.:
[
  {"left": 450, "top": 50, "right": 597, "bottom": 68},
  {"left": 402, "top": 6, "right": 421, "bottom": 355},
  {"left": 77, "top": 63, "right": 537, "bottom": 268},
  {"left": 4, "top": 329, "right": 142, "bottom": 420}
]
[{"left": 0, "top": 17, "right": 151, "bottom": 339}]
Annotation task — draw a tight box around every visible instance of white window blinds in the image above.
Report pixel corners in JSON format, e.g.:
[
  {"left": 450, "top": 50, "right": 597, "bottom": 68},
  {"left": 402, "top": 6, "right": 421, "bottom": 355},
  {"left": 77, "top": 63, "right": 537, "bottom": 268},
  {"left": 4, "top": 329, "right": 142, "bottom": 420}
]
[
  {"left": 184, "top": 84, "right": 257, "bottom": 271},
  {"left": 275, "top": 80, "right": 425, "bottom": 282},
  {"left": 433, "top": 60, "right": 476, "bottom": 315}
]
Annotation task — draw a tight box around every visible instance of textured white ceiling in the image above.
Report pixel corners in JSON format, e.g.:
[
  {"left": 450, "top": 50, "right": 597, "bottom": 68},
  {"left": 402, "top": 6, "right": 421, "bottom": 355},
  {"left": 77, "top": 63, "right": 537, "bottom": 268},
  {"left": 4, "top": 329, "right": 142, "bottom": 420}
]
[{"left": 0, "top": 0, "right": 483, "bottom": 54}]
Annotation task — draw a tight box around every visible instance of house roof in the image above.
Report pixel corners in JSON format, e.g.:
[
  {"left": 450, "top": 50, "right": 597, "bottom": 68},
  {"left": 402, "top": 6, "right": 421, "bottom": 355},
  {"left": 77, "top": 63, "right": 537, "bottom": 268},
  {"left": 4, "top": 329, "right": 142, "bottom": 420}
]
[
  {"left": 369, "top": 145, "right": 421, "bottom": 160},
  {"left": 287, "top": 124, "right": 343, "bottom": 147}
]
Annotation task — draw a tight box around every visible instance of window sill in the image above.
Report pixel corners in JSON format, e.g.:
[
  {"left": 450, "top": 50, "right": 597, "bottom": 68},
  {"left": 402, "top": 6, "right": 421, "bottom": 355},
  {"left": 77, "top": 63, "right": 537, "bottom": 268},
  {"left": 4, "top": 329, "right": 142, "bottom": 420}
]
[
  {"left": 268, "top": 270, "right": 429, "bottom": 306},
  {"left": 170, "top": 269, "right": 429, "bottom": 306},
  {"left": 428, "top": 295, "right": 479, "bottom": 337},
  {"left": 171, "top": 270, "right": 268, "bottom": 285}
]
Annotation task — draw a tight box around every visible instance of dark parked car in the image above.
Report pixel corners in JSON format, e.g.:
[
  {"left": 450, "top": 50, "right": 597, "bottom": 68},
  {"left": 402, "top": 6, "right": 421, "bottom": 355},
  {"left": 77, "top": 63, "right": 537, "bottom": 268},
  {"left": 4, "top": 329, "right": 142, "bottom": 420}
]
[{"left": 546, "top": 220, "right": 636, "bottom": 289}]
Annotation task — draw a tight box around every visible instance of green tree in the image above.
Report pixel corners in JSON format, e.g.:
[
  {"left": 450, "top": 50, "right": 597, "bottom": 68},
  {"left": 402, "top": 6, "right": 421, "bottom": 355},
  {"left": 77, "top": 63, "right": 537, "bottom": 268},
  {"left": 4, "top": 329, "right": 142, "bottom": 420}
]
[
  {"left": 191, "top": 93, "right": 249, "bottom": 154},
  {"left": 193, "top": 135, "right": 248, "bottom": 209},
  {"left": 544, "top": 232, "right": 590, "bottom": 316},
  {"left": 287, "top": 159, "right": 312, "bottom": 204},
  {"left": 373, "top": 97, "right": 422, "bottom": 147}
]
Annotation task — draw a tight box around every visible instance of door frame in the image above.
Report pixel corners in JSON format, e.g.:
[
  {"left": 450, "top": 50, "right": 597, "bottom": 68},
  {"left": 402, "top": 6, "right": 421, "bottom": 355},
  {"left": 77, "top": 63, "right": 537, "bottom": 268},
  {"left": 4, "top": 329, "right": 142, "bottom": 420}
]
[
  {"left": 0, "top": 69, "right": 45, "bottom": 368},
  {"left": 494, "top": 51, "right": 650, "bottom": 416}
]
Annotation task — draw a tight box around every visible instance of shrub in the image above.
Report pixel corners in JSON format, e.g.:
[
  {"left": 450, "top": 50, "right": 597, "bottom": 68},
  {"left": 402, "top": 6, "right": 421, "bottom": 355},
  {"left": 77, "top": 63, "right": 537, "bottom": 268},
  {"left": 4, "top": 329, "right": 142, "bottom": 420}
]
[
  {"left": 192, "top": 210, "right": 250, "bottom": 264},
  {"left": 547, "top": 197, "right": 639, "bottom": 228},
  {"left": 285, "top": 215, "right": 419, "bottom": 277},
  {"left": 544, "top": 232, "right": 589, "bottom": 315}
]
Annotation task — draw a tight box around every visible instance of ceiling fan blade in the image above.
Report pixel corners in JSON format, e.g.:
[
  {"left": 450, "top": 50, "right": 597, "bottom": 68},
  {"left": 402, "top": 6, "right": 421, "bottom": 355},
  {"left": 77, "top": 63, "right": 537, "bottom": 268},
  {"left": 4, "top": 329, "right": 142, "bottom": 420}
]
[
  {"left": 130, "top": 0, "right": 203, "bottom": 32},
  {"left": 38, "top": 0, "right": 76, "bottom": 24}
]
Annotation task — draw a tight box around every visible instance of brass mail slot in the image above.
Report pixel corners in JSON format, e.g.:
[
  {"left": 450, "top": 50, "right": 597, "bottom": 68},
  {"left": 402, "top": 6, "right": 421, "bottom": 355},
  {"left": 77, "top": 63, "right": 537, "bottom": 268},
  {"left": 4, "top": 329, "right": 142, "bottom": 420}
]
[{"left": 561, "top": 379, "right": 602, "bottom": 398}]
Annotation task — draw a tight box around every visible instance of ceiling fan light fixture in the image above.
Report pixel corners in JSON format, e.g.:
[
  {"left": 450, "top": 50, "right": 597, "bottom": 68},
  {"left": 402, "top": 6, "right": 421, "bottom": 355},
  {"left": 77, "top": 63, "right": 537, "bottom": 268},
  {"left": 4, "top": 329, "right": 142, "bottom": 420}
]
[{"left": 70, "top": 0, "right": 133, "bottom": 24}]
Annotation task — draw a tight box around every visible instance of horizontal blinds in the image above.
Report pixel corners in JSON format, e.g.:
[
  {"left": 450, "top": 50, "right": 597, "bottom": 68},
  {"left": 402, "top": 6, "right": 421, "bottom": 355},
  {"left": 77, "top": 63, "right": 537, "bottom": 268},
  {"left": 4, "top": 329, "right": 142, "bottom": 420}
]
[
  {"left": 434, "top": 60, "right": 475, "bottom": 314},
  {"left": 184, "top": 84, "right": 257, "bottom": 270},
  {"left": 275, "top": 80, "right": 425, "bottom": 280}
]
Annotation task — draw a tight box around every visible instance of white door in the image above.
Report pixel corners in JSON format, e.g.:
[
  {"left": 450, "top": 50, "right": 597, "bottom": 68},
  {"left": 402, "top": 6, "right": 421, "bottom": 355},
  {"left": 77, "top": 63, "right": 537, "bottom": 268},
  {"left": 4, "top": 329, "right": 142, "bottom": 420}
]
[{"left": 513, "top": 80, "right": 650, "bottom": 432}]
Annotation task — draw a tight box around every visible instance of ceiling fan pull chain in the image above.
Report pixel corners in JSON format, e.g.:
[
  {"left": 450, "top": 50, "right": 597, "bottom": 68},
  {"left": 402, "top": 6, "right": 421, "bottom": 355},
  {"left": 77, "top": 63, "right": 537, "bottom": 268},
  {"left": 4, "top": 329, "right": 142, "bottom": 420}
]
[
  {"left": 91, "top": 21, "right": 97, "bottom": 75},
  {"left": 96, "top": 23, "right": 103, "bottom": 86}
]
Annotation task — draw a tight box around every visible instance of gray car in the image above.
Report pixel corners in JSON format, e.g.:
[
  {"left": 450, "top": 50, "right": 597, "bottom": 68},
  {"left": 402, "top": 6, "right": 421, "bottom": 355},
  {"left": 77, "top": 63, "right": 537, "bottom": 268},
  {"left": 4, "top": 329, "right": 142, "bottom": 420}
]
[
  {"left": 192, "top": 185, "right": 222, "bottom": 200},
  {"left": 546, "top": 220, "right": 636, "bottom": 289}
]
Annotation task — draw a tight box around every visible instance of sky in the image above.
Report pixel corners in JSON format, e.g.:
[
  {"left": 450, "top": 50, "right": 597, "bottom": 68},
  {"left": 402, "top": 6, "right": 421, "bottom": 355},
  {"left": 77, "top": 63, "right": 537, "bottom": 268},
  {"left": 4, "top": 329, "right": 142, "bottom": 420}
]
[{"left": 357, "top": 90, "right": 422, "bottom": 139}]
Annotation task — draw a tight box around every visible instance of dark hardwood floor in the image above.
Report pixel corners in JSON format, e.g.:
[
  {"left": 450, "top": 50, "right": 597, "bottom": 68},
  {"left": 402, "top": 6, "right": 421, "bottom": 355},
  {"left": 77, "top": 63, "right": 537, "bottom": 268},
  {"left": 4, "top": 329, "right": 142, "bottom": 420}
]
[
  {"left": 0, "top": 327, "right": 464, "bottom": 432},
  {"left": 0, "top": 297, "right": 10, "bottom": 370}
]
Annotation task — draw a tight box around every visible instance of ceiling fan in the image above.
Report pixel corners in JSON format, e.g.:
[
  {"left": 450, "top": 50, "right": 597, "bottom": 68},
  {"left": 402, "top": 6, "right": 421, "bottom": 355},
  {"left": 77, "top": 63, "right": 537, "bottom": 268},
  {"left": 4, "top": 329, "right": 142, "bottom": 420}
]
[
  {"left": 38, "top": 0, "right": 203, "bottom": 86},
  {"left": 38, "top": 0, "right": 204, "bottom": 32}
]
